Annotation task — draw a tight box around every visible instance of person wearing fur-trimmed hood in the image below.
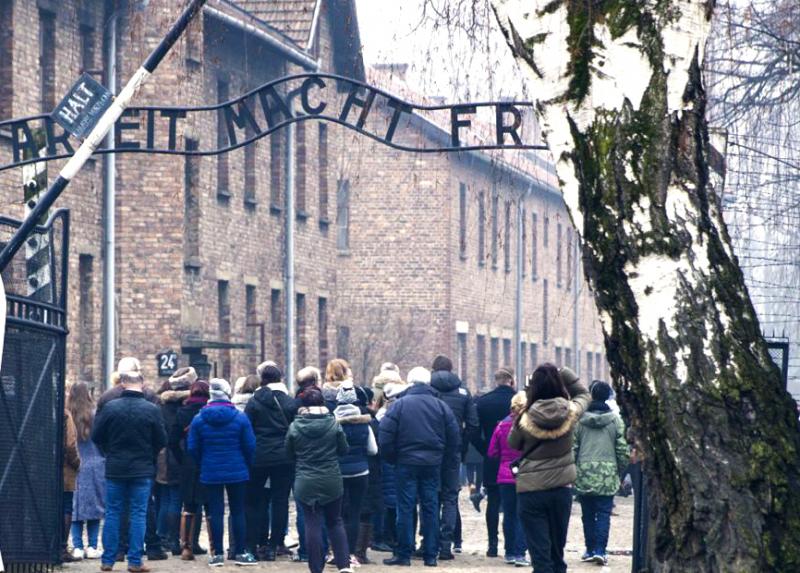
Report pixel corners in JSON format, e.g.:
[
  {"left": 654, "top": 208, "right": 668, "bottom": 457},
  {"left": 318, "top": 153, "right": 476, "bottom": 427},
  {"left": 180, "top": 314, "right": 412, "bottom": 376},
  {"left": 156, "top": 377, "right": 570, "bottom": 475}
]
[
  {"left": 334, "top": 383, "right": 378, "bottom": 565},
  {"left": 509, "top": 364, "right": 590, "bottom": 573},
  {"left": 155, "top": 366, "right": 196, "bottom": 555}
]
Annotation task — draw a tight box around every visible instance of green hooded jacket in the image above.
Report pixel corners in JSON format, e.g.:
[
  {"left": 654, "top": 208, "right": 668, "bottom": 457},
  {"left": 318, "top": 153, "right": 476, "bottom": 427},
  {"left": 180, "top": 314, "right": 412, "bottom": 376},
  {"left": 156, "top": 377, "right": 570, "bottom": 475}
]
[
  {"left": 285, "top": 408, "right": 349, "bottom": 507},
  {"left": 572, "top": 407, "right": 629, "bottom": 497}
]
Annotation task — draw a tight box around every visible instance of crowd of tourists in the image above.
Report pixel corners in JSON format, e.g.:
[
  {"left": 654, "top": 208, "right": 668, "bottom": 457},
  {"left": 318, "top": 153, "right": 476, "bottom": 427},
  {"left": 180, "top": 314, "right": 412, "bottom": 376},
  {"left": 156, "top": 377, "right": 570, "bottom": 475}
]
[{"left": 62, "top": 353, "right": 630, "bottom": 573}]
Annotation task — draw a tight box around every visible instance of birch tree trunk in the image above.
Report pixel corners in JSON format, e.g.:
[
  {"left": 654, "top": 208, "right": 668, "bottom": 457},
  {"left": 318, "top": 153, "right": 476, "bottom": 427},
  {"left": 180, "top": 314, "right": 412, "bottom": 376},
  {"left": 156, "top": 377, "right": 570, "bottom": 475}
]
[{"left": 490, "top": 1, "right": 800, "bottom": 570}]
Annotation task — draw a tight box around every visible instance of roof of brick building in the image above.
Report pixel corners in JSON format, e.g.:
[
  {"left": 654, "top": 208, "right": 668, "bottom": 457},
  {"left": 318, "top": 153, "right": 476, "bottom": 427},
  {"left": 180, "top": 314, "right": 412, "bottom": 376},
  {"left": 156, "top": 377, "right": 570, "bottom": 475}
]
[{"left": 232, "top": 0, "right": 319, "bottom": 47}]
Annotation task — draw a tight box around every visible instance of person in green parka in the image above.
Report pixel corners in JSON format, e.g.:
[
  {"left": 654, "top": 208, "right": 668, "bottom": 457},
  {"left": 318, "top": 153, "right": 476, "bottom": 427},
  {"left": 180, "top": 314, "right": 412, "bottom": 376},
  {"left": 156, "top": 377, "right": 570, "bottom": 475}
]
[
  {"left": 285, "top": 387, "right": 353, "bottom": 573},
  {"left": 573, "top": 381, "right": 629, "bottom": 567}
]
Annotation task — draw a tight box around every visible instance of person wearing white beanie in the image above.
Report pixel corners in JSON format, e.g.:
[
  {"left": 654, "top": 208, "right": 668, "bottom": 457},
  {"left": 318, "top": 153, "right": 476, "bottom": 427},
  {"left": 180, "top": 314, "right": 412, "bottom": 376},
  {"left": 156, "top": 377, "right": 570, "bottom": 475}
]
[
  {"left": 406, "top": 366, "right": 431, "bottom": 385},
  {"left": 379, "top": 367, "right": 460, "bottom": 567}
]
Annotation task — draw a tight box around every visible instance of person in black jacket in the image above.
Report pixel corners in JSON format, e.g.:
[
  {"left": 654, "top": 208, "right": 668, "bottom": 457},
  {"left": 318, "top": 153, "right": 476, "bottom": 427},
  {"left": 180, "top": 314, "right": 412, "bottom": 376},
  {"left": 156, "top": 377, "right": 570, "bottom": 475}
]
[
  {"left": 429, "top": 355, "right": 481, "bottom": 560},
  {"left": 244, "top": 364, "right": 297, "bottom": 560},
  {"left": 91, "top": 357, "right": 167, "bottom": 572},
  {"left": 379, "top": 367, "right": 460, "bottom": 567},
  {"left": 169, "top": 379, "right": 210, "bottom": 560},
  {"left": 475, "top": 367, "right": 517, "bottom": 558}
]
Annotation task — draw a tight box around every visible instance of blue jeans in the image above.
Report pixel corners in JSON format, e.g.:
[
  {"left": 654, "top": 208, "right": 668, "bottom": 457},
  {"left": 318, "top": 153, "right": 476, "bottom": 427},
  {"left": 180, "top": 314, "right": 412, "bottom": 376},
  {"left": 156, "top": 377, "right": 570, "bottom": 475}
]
[
  {"left": 102, "top": 478, "right": 152, "bottom": 566},
  {"left": 156, "top": 484, "right": 182, "bottom": 540},
  {"left": 71, "top": 519, "right": 101, "bottom": 550},
  {"left": 499, "top": 484, "right": 526, "bottom": 558},
  {"left": 396, "top": 463, "right": 440, "bottom": 561},
  {"left": 207, "top": 482, "right": 247, "bottom": 556},
  {"left": 579, "top": 494, "right": 614, "bottom": 554},
  {"left": 518, "top": 487, "right": 572, "bottom": 573},
  {"left": 296, "top": 498, "right": 328, "bottom": 560}
]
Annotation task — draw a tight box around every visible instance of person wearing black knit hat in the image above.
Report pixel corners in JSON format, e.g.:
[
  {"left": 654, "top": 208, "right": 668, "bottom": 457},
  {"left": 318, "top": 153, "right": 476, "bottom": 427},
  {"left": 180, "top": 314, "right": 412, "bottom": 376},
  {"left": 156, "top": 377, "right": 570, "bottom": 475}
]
[{"left": 244, "top": 364, "right": 297, "bottom": 560}]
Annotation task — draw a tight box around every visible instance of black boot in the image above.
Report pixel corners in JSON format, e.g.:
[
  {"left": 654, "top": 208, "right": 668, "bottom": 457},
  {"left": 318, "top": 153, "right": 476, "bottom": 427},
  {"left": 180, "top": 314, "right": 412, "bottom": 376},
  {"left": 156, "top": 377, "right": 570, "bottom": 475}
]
[
  {"left": 383, "top": 555, "right": 411, "bottom": 566},
  {"left": 355, "top": 522, "right": 373, "bottom": 564},
  {"left": 167, "top": 512, "right": 182, "bottom": 556}
]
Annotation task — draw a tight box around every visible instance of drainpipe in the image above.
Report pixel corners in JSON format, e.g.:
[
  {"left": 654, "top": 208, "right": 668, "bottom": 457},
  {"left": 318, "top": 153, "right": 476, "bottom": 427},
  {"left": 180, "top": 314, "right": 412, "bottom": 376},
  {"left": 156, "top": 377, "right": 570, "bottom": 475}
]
[
  {"left": 572, "top": 236, "right": 580, "bottom": 376},
  {"left": 103, "top": 2, "right": 117, "bottom": 389},
  {"left": 514, "top": 193, "right": 524, "bottom": 379},
  {"left": 284, "top": 102, "right": 295, "bottom": 392}
]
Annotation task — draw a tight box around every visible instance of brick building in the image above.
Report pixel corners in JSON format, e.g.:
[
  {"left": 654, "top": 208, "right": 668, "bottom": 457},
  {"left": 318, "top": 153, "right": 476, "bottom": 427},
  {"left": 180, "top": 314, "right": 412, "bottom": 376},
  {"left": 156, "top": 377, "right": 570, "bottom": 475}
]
[{"left": 0, "top": 0, "right": 608, "bottom": 390}]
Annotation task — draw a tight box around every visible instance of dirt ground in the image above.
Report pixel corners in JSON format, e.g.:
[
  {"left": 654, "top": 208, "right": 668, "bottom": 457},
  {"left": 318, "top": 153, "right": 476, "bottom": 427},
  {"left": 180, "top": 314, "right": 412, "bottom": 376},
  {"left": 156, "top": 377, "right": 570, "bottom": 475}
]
[{"left": 64, "top": 495, "right": 633, "bottom": 573}]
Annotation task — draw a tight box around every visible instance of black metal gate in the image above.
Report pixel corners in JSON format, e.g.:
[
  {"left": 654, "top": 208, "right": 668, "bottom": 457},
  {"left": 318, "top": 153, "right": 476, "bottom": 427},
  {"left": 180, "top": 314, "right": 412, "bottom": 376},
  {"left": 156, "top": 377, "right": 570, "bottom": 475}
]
[{"left": 0, "top": 210, "right": 69, "bottom": 572}]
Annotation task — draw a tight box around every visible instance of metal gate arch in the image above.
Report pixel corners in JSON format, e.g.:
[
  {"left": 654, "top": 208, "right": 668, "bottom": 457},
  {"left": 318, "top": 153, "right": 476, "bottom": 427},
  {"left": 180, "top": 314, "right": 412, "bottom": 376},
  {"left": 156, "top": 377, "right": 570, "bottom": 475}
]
[{"left": 0, "top": 210, "right": 69, "bottom": 572}]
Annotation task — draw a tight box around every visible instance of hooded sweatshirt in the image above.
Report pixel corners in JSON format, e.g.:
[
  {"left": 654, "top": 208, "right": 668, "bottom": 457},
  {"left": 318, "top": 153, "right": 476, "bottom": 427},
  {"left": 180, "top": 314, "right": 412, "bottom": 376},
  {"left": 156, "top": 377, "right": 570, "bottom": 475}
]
[
  {"left": 573, "top": 402, "right": 629, "bottom": 496},
  {"left": 188, "top": 401, "right": 256, "bottom": 485},
  {"left": 285, "top": 407, "right": 349, "bottom": 507},
  {"left": 508, "top": 377, "right": 591, "bottom": 493}
]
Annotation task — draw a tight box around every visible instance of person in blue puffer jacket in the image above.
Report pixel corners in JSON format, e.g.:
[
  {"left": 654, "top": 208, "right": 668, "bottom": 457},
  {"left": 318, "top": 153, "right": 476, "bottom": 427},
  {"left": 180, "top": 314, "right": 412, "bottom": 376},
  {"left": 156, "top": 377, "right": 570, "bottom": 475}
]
[
  {"left": 334, "top": 382, "right": 378, "bottom": 564},
  {"left": 188, "top": 378, "right": 256, "bottom": 566}
]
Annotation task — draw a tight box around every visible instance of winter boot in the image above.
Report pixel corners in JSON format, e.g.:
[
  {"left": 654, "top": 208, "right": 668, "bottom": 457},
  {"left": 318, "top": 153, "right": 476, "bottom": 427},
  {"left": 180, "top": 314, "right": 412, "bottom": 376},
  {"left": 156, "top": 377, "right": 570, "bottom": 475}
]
[
  {"left": 180, "top": 513, "right": 195, "bottom": 561},
  {"left": 354, "top": 523, "right": 373, "bottom": 564},
  {"left": 192, "top": 508, "right": 207, "bottom": 555},
  {"left": 167, "top": 512, "right": 182, "bottom": 556}
]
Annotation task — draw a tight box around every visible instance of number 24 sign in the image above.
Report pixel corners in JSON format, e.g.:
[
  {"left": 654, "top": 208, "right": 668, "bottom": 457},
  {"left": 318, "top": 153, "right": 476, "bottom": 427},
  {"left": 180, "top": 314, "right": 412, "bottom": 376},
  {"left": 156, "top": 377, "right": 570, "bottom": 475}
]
[{"left": 157, "top": 350, "right": 178, "bottom": 377}]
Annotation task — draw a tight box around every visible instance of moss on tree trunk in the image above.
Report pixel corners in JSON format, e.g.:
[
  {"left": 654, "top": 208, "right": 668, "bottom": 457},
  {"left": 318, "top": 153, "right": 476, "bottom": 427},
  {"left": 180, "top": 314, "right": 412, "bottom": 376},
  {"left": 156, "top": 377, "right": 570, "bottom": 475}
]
[{"left": 492, "top": 0, "right": 800, "bottom": 570}]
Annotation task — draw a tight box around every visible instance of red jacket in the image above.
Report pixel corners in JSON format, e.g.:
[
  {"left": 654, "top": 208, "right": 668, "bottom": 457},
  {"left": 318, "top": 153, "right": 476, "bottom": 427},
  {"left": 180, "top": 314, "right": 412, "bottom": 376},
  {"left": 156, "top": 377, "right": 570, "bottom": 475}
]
[{"left": 487, "top": 415, "right": 521, "bottom": 485}]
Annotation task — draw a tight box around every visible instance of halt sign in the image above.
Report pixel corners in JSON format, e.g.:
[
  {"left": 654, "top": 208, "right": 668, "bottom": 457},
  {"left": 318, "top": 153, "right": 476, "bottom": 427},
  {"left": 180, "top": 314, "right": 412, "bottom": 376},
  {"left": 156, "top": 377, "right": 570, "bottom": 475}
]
[{"left": 52, "top": 74, "right": 113, "bottom": 139}]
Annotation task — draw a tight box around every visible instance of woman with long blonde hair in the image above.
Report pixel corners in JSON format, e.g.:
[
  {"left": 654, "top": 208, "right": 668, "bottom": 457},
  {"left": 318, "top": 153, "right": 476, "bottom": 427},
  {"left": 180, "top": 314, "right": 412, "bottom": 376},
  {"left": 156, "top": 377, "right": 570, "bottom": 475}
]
[{"left": 67, "top": 382, "right": 105, "bottom": 559}]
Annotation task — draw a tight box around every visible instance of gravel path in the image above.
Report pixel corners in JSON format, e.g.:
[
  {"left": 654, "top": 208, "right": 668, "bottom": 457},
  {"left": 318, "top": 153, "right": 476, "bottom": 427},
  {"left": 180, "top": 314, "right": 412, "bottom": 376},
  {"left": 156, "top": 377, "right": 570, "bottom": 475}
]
[{"left": 64, "top": 495, "right": 633, "bottom": 573}]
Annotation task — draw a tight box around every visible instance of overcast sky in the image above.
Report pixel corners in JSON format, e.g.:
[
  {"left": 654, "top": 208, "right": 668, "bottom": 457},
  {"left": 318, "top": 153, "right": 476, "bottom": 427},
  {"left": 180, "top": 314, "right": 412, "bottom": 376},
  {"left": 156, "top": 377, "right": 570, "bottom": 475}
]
[{"left": 353, "top": 0, "right": 530, "bottom": 102}]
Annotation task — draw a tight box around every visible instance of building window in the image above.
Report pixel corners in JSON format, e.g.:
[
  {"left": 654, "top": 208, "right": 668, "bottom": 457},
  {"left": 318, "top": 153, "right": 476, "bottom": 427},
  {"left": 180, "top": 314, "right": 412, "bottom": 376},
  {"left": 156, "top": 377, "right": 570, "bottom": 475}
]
[
  {"left": 476, "top": 334, "right": 486, "bottom": 388},
  {"left": 565, "top": 347, "right": 572, "bottom": 369},
  {"left": 39, "top": 10, "right": 56, "bottom": 113},
  {"left": 216, "top": 79, "right": 230, "bottom": 202},
  {"left": 318, "top": 124, "right": 329, "bottom": 222},
  {"left": 296, "top": 121, "right": 307, "bottom": 215},
  {"left": 337, "top": 179, "right": 350, "bottom": 251},
  {"left": 543, "top": 215, "right": 550, "bottom": 248},
  {"left": 556, "top": 222, "right": 563, "bottom": 288},
  {"left": 271, "top": 289, "right": 283, "bottom": 363},
  {"left": 478, "top": 192, "right": 486, "bottom": 267},
  {"left": 504, "top": 201, "right": 512, "bottom": 273},
  {"left": 244, "top": 124, "right": 257, "bottom": 207},
  {"left": 0, "top": 0, "right": 12, "bottom": 119},
  {"left": 586, "top": 351, "right": 593, "bottom": 381},
  {"left": 270, "top": 130, "right": 283, "bottom": 211},
  {"left": 491, "top": 193, "right": 499, "bottom": 269},
  {"left": 459, "top": 183, "right": 467, "bottom": 259},
  {"left": 519, "top": 341, "right": 526, "bottom": 378},
  {"left": 530, "top": 343, "right": 538, "bottom": 372},
  {"left": 318, "top": 297, "right": 329, "bottom": 368},
  {"left": 78, "top": 254, "right": 94, "bottom": 380},
  {"left": 336, "top": 326, "right": 350, "bottom": 361},
  {"left": 567, "top": 228, "right": 573, "bottom": 291},
  {"left": 503, "top": 338, "right": 512, "bottom": 367},
  {"left": 80, "top": 25, "right": 95, "bottom": 74},
  {"left": 245, "top": 285, "right": 258, "bottom": 368},
  {"left": 490, "top": 337, "right": 499, "bottom": 376},
  {"left": 296, "top": 293, "right": 306, "bottom": 367},
  {"left": 555, "top": 346, "right": 563, "bottom": 368},
  {"left": 184, "top": 138, "right": 200, "bottom": 261},
  {"left": 218, "top": 281, "right": 231, "bottom": 379},
  {"left": 595, "top": 352, "right": 603, "bottom": 381},
  {"left": 457, "top": 332, "right": 468, "bottom": 385},
  {"left": 531, "top": 212, "right": 538, "bottom": 280},
  {"left": 542, "top": 279, "right": 549, "bottom": 345}
]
